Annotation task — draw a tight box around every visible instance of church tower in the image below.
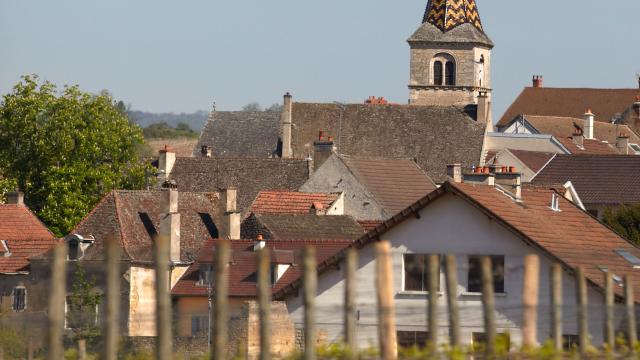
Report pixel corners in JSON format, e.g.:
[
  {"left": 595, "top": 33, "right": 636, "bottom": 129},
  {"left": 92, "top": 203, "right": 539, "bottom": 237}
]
[{"left": 408, "top": 0, "right": 493, "bottom": 106}]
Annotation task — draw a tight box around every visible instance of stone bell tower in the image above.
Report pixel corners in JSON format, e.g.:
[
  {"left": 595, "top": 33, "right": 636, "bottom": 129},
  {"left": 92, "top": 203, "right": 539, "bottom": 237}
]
[{"left": 408, "top": 0, "right": 494, "bottom": 106}]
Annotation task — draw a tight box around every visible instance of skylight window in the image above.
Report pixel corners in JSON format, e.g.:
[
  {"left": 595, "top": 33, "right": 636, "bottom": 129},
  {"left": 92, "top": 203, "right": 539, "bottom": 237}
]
[
  {"left": 615, "top": 249, "right": 640, "bottom": 269},
  {"left": 598, "top": 266, "right": 623, "bottom": 284}
]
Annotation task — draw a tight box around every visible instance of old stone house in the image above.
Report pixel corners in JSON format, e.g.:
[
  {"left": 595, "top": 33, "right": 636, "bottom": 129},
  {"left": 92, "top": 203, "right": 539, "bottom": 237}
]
[
  {"left": 278, "top": 167, "right": 640, "bottom": 349},
  {"left": 0, "top": 191, "right": 57, "bottom": 334}
]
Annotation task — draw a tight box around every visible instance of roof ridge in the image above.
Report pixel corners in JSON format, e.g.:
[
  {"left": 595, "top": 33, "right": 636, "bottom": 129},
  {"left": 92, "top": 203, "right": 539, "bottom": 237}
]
[{"left": 112, "top": 191, "right": 134, "bottom": 260}]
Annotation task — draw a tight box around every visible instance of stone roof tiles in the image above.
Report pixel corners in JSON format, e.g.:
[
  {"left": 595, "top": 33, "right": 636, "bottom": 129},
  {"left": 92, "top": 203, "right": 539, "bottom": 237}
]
[
  {"left": 167, "top": 157, "right": 311, "bottom": 215},
  {"left": 291, "top": 103, "right": 486, "bottom": 183}
]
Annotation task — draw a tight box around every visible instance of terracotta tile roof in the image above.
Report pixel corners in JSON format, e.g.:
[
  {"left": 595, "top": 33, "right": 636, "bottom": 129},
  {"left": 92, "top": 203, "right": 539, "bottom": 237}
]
[
  {"left": 0, "top": 205, "right": 54, "bottom": 241},
  {"left": 556, "top": 138, "right": 617, "bottom": 155},
  {"left": 503, "top": 149, "right": 555, "bottom": 173},
  {"left": 242, "top": 214, "right": 364, "bottom": 242},
  {"left": 67, "top": 190, "right": 224, "bottom": 262},
  {"left": 249, "top": 191, "right": 340, "bottom": 215},
  {"left": 167, "top": 158, "right": 310, "bottom": 215},
  {"left": 171, "top": 239, "right": 350, "bottom": 297},
  {"left": 276, "top": 181, "right": 640, "bottom": 301},
  {"left": 521, "top": 115, "right": 640, "bottom": 146},
  {"left": 291, "top": 103, "right": 486, "bottom": 183},
  {"left": 497, "top": 87, "right": 639, "bottom": 127},
  {"left": 339, "top": 155, "right": 437, "bottom": 214},
  {"left": 531, "top": 155, "right": 640, "bottom": 205},
  {"left": 0, "top": 205, "right": 57, "bottom": 273},
  {"left": 0, "top": 238, "right": 60, "bottom": 273}
]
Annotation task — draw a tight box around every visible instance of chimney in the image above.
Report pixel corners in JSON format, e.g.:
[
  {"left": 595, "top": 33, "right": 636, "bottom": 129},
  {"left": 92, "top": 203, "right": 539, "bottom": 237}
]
[
  {"left": 572, "top": 128, "right": 584, "bottom": 148},
  {"left": 159, "top": 186, "right": 181, "bottom": 262},
  {"left": 616, "top": 133, "right": 630, "bottom": 154},
  {"left": 281, "top": 93, "right": 293, "bottom": 159},
  {"left": 6, "top": 190, "right": 24, "bottom": 205},
  {"left": 253, "top": 234, "right": 266, "bottom": 251},
  {"left": 201, "top": 145, "right": 212, "bottom": 158},
  {"left": 446, "top": 164, "right": 462, "bottom": 183},
  {"left": 583, "top": 108, "right": 595, "bottom": 140},
  {"left": 477, "top": 91, "right": 492, "bottom": 125},
  {"left": 495, "top": 169, "right": 522, "bottom": 201},
  {"left": 310, "top": 202, "right": 326, "bottom": 216},
  {"left": 222, "top": 188, "right": 240, "bottom": 240},
  {"left": 634, "top": 96, "right": 640, "bottom": 118},
  {"left": 463, "top": 167, "right": 495, "bottom": 186},
  {"left": 313, "top": 131, "right": 335, "bottom": 171},
  {"left": 532, "top": 75, "right": 543, "bottom": 88},
  {"left": 158, "top": 145, "right": 176, "bottom": 182}
]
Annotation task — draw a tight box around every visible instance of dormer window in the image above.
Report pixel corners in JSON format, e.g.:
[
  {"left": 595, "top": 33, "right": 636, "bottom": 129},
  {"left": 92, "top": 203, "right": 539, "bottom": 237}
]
[
  {"left": 69, "top": 239, "right": 80, "bottom": 260},
  {"left": 65, "top": 234, "right": 95, "bottom": 261},
  {"left": 0, "top": 240, "right": 10, "bottom": 257}
]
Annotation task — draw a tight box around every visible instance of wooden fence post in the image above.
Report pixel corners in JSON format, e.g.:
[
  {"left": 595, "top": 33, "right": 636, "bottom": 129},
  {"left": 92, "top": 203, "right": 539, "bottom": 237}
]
[
  {"left": 104, "top": 236, "right": 121, "bottom": 360},
  {"left": 481, "top": 256, "right": 496, "bottom": 357},
  {"left": 48, "top": 242, "right": 67, "bottom": 360},
  {"left": 257, "top": 248, "right": 272, "bottom": 360},
  {"left": 0, "top": 346, "right": 3, "bottom": 360},
  {"left": 427, "top": 254, "right": 439, "bottom": 348},
  {"left": 522, "top": 255, "right": 540, "bottom": 348},
  {"left": 303, "top": 246, "right": 317, "bottom": 360},
  {"left": 625, "top": 275, "right": 637, "bottom": 352},
  {"left": 604, "top": 271, "right": 615, "bottom": 350},
  {"left": 27, "top": 338, "right": 34, "bottom": 360},
  {"left": 550, "top": 264, "right": 563, "bottom": 352},
  {"left": 444, "top": 255, "right": 460, "bottom": 348},
  {"left": 376, "top": 241, "right": 396, "bottom": 360},
  {"left": 78, "top": 339, "right": 86, "bottom": 360},
  {"left": 576, "top": 266, "right": 589, "bottom": 356},
  {"left": 212, "top": 241, "right": 230, "bottom": 360},
  {"left": 344, "top": 248, "right": 358, "bottom": 357},
  {"left": 154, "top": 233, "right": 172, "bottom": 360}
]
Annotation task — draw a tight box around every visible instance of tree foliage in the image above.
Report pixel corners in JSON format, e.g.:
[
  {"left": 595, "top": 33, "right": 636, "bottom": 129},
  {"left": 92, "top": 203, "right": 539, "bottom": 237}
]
[
  {"left": 67, "top": 265, "right": 103, "bottom": 341},
  {"left": 0, "top": 75, "right": 150, "bottom": 236},
  {"left": 142, "top": 121, "right": 198, "bottom": 139},
  {"left": 602, "top": 205, "right": 640, "bottom": 245}
]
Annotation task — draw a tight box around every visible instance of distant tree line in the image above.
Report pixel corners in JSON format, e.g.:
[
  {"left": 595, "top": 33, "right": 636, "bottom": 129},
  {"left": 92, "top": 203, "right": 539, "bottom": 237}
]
[
  {"left": 142, "top": 122, "right": 199, "bottom": 139},
  {"left": 603, "top": 205, "right": 640, "bottom": 245}
]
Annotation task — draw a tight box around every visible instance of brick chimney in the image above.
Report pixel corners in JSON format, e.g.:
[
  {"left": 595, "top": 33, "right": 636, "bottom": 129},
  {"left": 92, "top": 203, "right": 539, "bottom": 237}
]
[
  {"left": 583, "top": 108, "right": 595, "bottom": 140},
  {"left": 222, "top": 188, "right": 240, "bottom": 240},
  {"left": 616, "top": 133, "right": 630, "bottom": 154},
  {"left": 158, "top": 145, "right": 176, "bottom": 182},
  {"left": 532, "top": 75, "right": 543, "bottom": 88},
  {"left": 281, "top": 93, "right": 293, "bottom": 159},
  {"left": 159, "top": 185, "right": 181, "bottom": 262},
  {"left": 201, "top": 145, "right": 212, "bottom": 158},
  {"left": 6, "top": 190, "right": 24, "bottom": 205},
  {"left": 446, "top": 164, "right": 462, "bottom": 183},
  {"left": 313, "top": 131, "right": 335, "bottom": 171}
]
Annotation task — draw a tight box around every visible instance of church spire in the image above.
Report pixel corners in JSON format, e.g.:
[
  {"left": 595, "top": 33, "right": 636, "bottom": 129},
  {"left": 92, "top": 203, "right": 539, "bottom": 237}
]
[{"left": 422, "top": 0, "right": 484, "bottom": 33}]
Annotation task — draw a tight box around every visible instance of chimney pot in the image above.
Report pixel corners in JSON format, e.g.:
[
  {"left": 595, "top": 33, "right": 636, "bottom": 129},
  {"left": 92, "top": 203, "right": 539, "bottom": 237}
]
[
  {"left": 532, "top": 75, "right": 543, "bottom": 88},
  {"left": 6, "top": 190, "right": 24, "bottom": 205},
  {"left": 201, "top": 145, "right": 212, "bottom": 158},
  {"left": 583, "top": 109, "right": 595, "bottom": 140}
]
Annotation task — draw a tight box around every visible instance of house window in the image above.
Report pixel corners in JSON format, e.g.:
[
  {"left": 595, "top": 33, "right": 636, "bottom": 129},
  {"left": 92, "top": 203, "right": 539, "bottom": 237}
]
[
  {"left": 468, "top": 256, "right": 505, "bottom": 293},
  {"left": 403, "top": 254, "right": 440, "bottom": 292},
  {"left": 191, "top": 315, "right": 208, "bottom": 336},
  {"left": 12, "top": 287, "right": 26, "bottom": 311},
  {"left": 445, "top": 61, "right": 456, "bottom": 86},
  {"left": 562, "top": 335, "right": 579, "bottom": 350},
  {"left": 433, "top": 61, "right": 444, "bottom": 86},
  {"left": 397, "top": 331, "right": 429, "bottom": 348}
]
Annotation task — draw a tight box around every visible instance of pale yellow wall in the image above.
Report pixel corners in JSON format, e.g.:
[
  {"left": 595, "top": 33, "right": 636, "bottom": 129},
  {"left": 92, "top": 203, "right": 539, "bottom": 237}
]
[
  {"left": 175, "top": 296, "right": 248, "bottom": 337},
  {"left": 128, "top": 266, "right": 156, "bottom": 336}
]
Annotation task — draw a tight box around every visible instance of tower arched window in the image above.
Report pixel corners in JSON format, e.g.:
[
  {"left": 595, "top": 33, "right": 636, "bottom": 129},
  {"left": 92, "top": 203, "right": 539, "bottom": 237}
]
[
  {"left": 433, "top": 61, "right": 443, "bottom": 86},
  {"left": 445, "top": 61, "right": 456, "bottom": 86}
]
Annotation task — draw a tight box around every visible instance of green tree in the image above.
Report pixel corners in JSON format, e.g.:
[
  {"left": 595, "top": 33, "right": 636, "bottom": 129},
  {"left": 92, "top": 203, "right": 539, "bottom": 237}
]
[
  {"left": 0, "top": 75, "right": 151, "bottom": 236},
  {"left": 602, "top": 205, "right": 640, "bottom": 245},
  {"left": 67, "top": 265, "right": 103, "bottom": 342}
]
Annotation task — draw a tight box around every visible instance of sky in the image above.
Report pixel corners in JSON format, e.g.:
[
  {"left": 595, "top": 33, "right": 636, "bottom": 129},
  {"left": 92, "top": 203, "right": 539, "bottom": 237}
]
[{"left": 1, "top": 0, "right": 639, "bottom": 119}]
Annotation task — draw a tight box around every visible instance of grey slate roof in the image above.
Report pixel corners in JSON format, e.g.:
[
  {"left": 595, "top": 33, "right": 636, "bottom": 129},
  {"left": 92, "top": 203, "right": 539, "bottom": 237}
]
[
  {"left": 167, "top": 158, "right": 311, "bottom": 214},
  {"left": 194, "top": 110, "right": 281, "bottom": 157},
  {"left": 531, "top": 155, "right": 640, "bottom": 205},
  {"left": 242, "top": 213, "right": 364, "bottom": 241},
  {"left": 408, "top": 22, "right": 494, "bottom": 48},
  {"left": 291, "top": 103, "right": 486, "bottom": 183}
]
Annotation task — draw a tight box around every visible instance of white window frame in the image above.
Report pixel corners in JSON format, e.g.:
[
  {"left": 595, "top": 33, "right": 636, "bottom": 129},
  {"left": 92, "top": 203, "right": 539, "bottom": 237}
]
[{"left": 401, "top": 253, "right": 442, "bottom": 294}]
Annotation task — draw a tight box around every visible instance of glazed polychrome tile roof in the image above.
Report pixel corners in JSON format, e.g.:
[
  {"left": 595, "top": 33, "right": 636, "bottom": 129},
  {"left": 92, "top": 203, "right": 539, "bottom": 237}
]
[{"left": 423, "top": 0, "right": 483, "bottom": 32}]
